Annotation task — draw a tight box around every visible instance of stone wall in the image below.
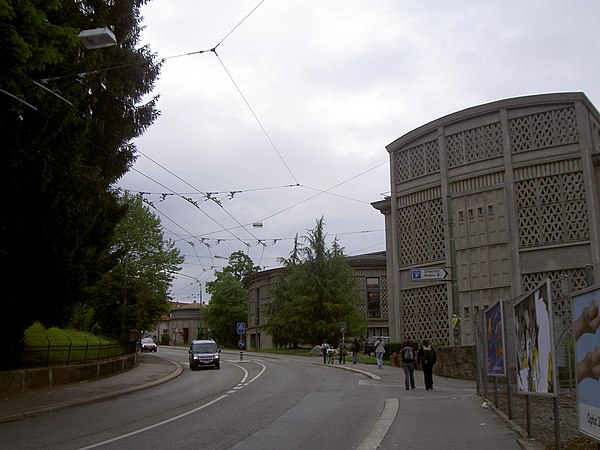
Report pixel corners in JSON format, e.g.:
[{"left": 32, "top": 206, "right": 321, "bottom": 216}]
[
  {"left": 0, "top": 354, "right": 137, "bottom": 395},
  {"left": 434, "top": 345, "right": 476, "bottom": 380}
]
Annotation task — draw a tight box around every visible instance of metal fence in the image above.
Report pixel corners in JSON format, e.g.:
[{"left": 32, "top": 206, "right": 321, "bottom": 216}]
[{"left": 21, "top": 336, "right": 130, "bottom": 368}]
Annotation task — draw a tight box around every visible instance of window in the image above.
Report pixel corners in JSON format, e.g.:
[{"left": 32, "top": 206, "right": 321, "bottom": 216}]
[
  {"left": 366, "top": 277, "right": 381, "bottom": 318},
  {"left": 464, "top": 307, "right": 470, "bottom": 316}
]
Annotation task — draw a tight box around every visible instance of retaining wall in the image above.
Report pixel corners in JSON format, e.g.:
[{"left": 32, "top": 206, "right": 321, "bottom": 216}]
[{"left": 0, "top": 353, "right": 137, "bottom": 395}]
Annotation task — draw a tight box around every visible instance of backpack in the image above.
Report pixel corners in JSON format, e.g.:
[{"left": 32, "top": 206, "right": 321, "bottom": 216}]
[
  {"left": 422, "top": 348, "right": 434, "bottom": 365},
  {"left": 403, "top": 346, "right": 415, "bottom": 362}
]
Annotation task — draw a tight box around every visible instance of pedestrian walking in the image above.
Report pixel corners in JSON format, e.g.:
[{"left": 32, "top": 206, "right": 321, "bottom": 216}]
[
  {"left": 401, "top": 339, "right": 416, "bottom": 389},
  {"left": 418, "top": 339, "right": 437, "bottom": 390},
  {"left": 338, "top": 339, "right": 347, "bottom": 364},
  {"left": 374, "top": 337, "right": 386, "bottom": 369},
  {"left": 321, "top": 342, "right": 329, "bottom": 364},
  {"left": 351, "top": 338, "right": 360, "bottom": 364}
]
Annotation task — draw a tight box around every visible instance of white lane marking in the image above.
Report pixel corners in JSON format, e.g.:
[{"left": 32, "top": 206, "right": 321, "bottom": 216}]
[
  {"left": 77, "top": 395, "right": 228, "bottom": 449},
  {"left": 78, "top": 360, "right": 267, "bottom": 449},
  {"left": 358, "top": 398, "right": 399, "bottom": 450}
]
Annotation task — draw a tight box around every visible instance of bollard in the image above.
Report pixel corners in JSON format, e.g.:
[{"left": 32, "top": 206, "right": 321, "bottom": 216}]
[{"left": 240, "top": 351, "right": 243, "bottom": 361}]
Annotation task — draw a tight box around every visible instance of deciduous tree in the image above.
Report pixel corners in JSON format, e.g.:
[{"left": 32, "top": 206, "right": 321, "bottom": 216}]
[{"left": 204, "top": 252, "right": 256, "bottom": 347}]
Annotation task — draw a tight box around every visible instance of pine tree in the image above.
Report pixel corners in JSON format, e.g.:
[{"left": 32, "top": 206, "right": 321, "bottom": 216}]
[
  {"left": 0, "top": 1, "right": 161, "bottom": 369},
  {"left": 265, "top": 217, "right": 366, "bottom": 346}
]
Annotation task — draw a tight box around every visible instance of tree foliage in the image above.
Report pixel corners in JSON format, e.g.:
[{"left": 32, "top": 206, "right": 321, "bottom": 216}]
[
  {"left": 264, "top": 217, "right": 366, "bottom": 347},
  {"left": 0, "top": 1, "right": 161, "bottom": 369},
  {"left": 204, "top": 252, "right": 255, "bottom": 347},
  {"left": 88, "top": 192, "right": 184, "bottom": 339}
]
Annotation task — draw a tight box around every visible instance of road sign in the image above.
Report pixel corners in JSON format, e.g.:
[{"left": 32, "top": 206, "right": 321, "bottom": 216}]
[
  {"left": 237, "top": 322, "right": 245, "bottom": 334},
  {"left": 340, "top": 322, "right": 347, "bottom": 334},
  {"left": 411, "top": 267, "right": 449, "bottom": 281},
  {"left": 238, "top": 339, "right": 245, "bottom": 350}
]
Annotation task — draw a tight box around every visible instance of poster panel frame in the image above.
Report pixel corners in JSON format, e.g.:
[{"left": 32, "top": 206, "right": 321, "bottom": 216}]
[
  {"left": 573, "top": 284, "right": 600, "bottom": 443},
  {"left": 512, "top": 279, "right": 557, "bottom": 396},
  {"left": 485, "top": 299, "right": 506, "bottom": 377}
]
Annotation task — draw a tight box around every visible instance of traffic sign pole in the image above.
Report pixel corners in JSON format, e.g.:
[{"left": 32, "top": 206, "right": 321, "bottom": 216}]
[{"left": 237, "top": 322, "right": 246, "bottom": 361}]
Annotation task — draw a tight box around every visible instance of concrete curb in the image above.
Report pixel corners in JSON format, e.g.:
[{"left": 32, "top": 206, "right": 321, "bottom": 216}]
[
  {"left": 0, "top": 358, "right": 183, "bottom": 424},
  {"left": 313, "top": 361, "right": 382, "bottom": 380}
]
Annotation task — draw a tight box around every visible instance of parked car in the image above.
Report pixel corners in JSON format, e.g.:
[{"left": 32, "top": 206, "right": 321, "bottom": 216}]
[
  {"left": 363, "top": 336, "right": 390, "bottom": 356},
  {"left": 138, "top": 337, "right": 157, "bottom": 352},
  {"left": 189, "top": 339, "right": 221, "bottom": 370}
]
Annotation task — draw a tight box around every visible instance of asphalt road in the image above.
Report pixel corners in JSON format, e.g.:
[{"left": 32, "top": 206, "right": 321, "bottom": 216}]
[{"left": 0, "top": 349, "right": 526, "bottom": 449}]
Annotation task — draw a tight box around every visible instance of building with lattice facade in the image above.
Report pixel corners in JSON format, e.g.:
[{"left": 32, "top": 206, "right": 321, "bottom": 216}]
[
  {"left": 372, "top": 92, "right": 600, "bottom": 347},
  {"left": 244, "top": 252, "right": 388, "bottom": 349}
]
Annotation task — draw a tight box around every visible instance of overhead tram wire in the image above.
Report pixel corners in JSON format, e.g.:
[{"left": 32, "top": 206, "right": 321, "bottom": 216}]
[
  {"left": 28, "top": 0, "right": 299, "bottom": 236},
  {"left": 212, "top": 51, "right": 300, "bottom": 186},
  {"left": 132, "top": 149, "right": 263, "bottom": 244},
  {"left": 258, "top": 159, "right": 389, "bottom": 223},
  {"left": 131, "top": 166, "right": 257, "bottom": 249},
  {"left": 35, "top": 0, "right": 266, "bottom": 85},
  {"left": 22, "top": 68, "right": 263, "bottom": 259}
]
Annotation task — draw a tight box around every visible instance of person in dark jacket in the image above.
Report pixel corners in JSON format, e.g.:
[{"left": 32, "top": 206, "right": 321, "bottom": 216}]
[
  {"left": 417, "top": 339, "right": 437, "bottom": 390},
  {"left": 351, "top": 338, "right": 360, "bottom": 364},
  {"left": 401, "top": 339, "right": 416, "bottom": 389}
]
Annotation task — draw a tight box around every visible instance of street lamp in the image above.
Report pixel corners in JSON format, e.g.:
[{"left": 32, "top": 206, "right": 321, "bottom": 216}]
[{"left": 79, "top": 27, "right": 117, "bottom": 49}]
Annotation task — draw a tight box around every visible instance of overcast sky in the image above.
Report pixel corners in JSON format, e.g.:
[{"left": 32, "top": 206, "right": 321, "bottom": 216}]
[{"left": 117, "top": 0, "right": 600, "bottom": 303}]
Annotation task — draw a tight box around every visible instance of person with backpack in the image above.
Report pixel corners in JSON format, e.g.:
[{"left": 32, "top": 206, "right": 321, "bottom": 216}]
[
  {"left": 418, "top": 339, "right": 437, "bottom": 390},
  {"left": 401, "top": 339, "right": 416, "bottom": 390},
  {"left": 338, "top": 339, "right": 347, "bottom": 364}
]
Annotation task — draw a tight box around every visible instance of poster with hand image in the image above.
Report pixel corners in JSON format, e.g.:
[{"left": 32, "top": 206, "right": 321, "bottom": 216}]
[
  {"left": 513, "top": 279, "right": 556, "bottom": 396},
  {"left": 573, "top": 286, "right": 600, "bottom": 442}
]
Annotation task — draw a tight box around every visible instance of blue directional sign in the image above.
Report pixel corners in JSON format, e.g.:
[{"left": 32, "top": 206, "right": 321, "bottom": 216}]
[
  {"left": 237, "top": 322, "right": 246, "bottom": 335},
  {"left": 411, "top": 268, "right": 449, "bottom": 281}
]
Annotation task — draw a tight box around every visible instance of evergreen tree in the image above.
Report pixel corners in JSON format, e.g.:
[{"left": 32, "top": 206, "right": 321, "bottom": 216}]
[
  {"left": 0, "top": 1, "right": 161, "bottom": 369},
  {"left": 264, "top": 217, "right": 366, "bottom": 346}
]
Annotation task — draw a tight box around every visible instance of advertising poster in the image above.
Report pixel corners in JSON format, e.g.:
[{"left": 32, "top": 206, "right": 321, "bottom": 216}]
[
  {"left": 573, "top": 286, "right": 600, "bottom": 442},
  {"left": 485, "top": 300, "right": 506, "bottom": 377},
  {"left": 513, "top": 279, "right": 556, "bottom": 395}
]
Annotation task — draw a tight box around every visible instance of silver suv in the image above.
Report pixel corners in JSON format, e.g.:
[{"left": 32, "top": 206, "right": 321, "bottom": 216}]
[{"left": 189, "top": 339, "right": 221, "bottom": 370}]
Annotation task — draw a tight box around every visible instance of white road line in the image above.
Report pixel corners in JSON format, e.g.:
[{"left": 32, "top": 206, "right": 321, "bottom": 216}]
[
  {"left": 358, "top": 398, "right": 399, "bottom": 450},
  {"left": 77, "top": 395, "right": 228, "bottom": 449},
  {"left": 78, "top": 360, "right": 267, "bottom": 449}
]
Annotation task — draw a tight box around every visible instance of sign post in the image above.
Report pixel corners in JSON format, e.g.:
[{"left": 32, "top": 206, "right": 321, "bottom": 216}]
[{"left": 237, "top": 322, "right": 245, "bottom": 361}]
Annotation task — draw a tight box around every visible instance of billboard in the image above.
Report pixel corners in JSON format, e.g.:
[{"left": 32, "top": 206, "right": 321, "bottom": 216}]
[
  {"left": 513, "top": 279, "right": 557, "bottom": 395},
  {"left": 573, "top": 286, "right": 600, "bottom": 442},
  {"left": 485, "top": 300, "right": 506, "bottom": 377}
]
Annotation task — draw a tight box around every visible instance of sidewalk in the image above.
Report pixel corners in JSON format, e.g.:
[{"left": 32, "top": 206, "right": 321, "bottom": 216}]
[{"left": 0, "top": 353, "right": 182, "bottom": 423}]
